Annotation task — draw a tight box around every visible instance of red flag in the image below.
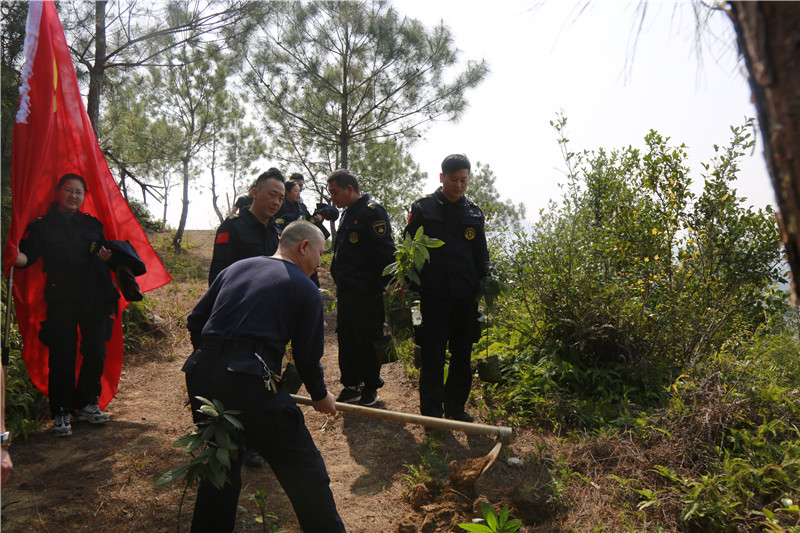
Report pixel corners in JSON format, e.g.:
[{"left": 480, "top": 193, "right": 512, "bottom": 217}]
[{"left": 3, "top": 1, "right": 172, "bottom": 410}]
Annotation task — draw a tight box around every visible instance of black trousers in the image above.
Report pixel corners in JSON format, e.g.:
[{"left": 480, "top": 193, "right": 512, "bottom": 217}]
[
  {"left": 183, "top": 347, "right": 345, "bottom": 533},
  {"left": 43, "top": 301, "right": 111, "bottom": 415},
  {"left": 335, "top": 285, "right": 384, "bottom": 390},
  {"left": 418, "top": 295, "right": 479, "bottom": 418}
]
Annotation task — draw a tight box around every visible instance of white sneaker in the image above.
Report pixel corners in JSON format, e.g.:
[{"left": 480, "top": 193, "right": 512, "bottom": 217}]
[
  {"left": 53, "top": 413, "right": 72, "bottom": 436},
  {"left": 77, "top": 404, "right": 110, "bottom": 424}
]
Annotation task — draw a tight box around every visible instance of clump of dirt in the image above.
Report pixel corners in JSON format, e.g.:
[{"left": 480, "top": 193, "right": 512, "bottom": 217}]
[{"left": 397, "top": 449, "right": 556, "bottom": 532}]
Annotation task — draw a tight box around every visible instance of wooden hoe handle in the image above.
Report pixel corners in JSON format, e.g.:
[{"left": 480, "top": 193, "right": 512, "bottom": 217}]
[{"left": 290, "top": 394, "right": 514, "bottom": 444}]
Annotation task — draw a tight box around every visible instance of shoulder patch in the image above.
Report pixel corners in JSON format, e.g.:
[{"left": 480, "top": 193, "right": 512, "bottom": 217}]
[
  {"left": 371, "top": 220, "right": 388, "bottom": 236},
  {"left": 215, "top": 232, "right": 230, "bottom": 244}
]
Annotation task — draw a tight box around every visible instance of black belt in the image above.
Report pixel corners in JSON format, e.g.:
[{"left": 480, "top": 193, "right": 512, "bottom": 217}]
[
  {"left": 198, "top": 336, "right": 283, "bottom": 366},
  {"left": 199, "top": 336, "right": 264, "bottom": 353}
]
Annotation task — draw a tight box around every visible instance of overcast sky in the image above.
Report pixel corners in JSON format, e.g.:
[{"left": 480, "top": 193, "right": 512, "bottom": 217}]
[{"left": 175, "top": 0, "right": 775, "bottom": 230}]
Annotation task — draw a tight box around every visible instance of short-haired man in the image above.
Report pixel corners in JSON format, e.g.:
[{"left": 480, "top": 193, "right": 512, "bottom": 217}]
[
  {"left": 403, "top": 154, "right": 489, "bottom": 422},
  {"left": 208, "top": 168, "right": 285, "bottom": 285},
  {"left": 184, "top": 221, "right": 346, "bottom": 533},
  {"left": 327, "top": 169, "right": 396, "bottom": 406}
]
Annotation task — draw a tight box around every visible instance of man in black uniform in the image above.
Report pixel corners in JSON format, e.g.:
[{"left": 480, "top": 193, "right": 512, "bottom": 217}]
[
  {"left": 403, "top": 154, "right": 489, "bottom": 422},
  {"left": 327, "top": 169, "right": 396, "bottom": 407},
  {"left": 208, "top": 168, "right": 284, "bottom": 466},
  {"left": 183, "top": 221, "right": 346, "bottom": 533},
  {"left": 208, "top": 168, "right": 285, "bottom": 285}
]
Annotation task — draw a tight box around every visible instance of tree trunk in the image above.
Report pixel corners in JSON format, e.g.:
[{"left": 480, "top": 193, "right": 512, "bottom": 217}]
[
  {"left": 172, "top": 158, "right": 190, "bottom": 252},
  {"left": 209, "top": 137, "right": 224, "bottom": 224},
  {"left": 161, "top": 174, "right": 170, "bottom": 227},
  {"left": 87, "top": 1, "right": 107, "bottom": 136},
  {"left": 120, "top": 164, "right": 127, "bottom": 201},
  {"left": 729, "top": 2, "right": 800, "bottom": 302},
  {"left": 210, "top": 169, "right": 224, "bottom": 224},
  {"left": 340, "top": 27, "right": 350, "bottom": 169}
]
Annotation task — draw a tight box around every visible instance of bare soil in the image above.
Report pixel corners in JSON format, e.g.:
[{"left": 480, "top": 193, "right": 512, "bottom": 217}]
[{"left": 0, "top": 230, "right": 633, "bottom": 532}]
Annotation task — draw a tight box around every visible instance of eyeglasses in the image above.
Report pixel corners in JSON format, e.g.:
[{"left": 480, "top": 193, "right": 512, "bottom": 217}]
[{"left": 62, "top": 188, "right": 85, "bottom": 197}]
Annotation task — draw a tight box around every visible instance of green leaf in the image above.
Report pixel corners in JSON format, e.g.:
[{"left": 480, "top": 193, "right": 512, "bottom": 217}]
[
  {"left": 457, "top": 524, "right": 491, "bottom": 532},
  {"left": 198, "top": 404, "right": 219, "bottom": 418},
  {"left": 195, "top": 396, "right": 217, "bottom": 410},
  {"left": 155, "top": 464, "right": 191, "bottom": 487},
  {"left": 173, "top": 433, "right": 198, "bottom": 448},
  {"left": 215, "top": 427, "right": 233, "bottom": 450},
  {"left": 498, "top": 506, "right": 509, "bottom": 525},
  {"left": 223, "top": 413, "right": 244, "bottom": 430},
  {"left": 215, "top": 447, "right": 231, "bottom": 470},
  {"left": 185, "top": 435, "right": 205, "bottom": 454},
  {"left": 481, "top": 502, "right": 499, "bottom": 530}
]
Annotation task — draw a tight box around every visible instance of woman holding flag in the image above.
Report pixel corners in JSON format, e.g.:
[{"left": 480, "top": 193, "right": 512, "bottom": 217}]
[{"left": 14, "top": 174, "right": 119, "bottom": 436}]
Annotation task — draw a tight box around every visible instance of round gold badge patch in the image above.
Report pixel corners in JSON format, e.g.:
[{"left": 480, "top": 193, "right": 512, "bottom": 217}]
[
  {"left": 349, "top": 232, "right": 359, "bottom": 243},
  {"left": 465, "top": 227, "right": 476, "bottom": 240}
]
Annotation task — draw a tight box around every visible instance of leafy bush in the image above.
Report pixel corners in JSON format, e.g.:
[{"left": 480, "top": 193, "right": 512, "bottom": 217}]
[
  {"left": 1, "top": 279, "right": 47, "bottom": 439},
  {"left": 607, "top": 331, "right": 800, "bottom": 532},
  {"left": 3, "top": 347, "right": 46, "bottom": 439},
  {"left": 483, "top": 115, "right": 789, "bottom": 428},
  {"left": 156, "top": 397, "right": 243, "bottom": 528},
  {"left": 127, "top": 198, "right": 165, "bottom": 232}
]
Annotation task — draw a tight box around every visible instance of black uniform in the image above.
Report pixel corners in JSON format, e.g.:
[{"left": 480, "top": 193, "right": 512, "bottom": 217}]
[
  {"left": 274, "top": 199, "right": 312, "bottom": 230},
  {"left": 276, "top": 199, "right": 339, "bottom": 239},
  {"left": 183, "top": 256, "right": 345, "bottom": 533},
  {"left": 208, "top": 208, "right": 281, "bottom": 285},
  {"left": 403, "top": 188, "right": 489, "bottom": 418},
  {"left": 18, "top": 204, "right": 119, "bottom": 416},
  {"left": 330, "top": 194, "right": 396, "bottom": 392}
]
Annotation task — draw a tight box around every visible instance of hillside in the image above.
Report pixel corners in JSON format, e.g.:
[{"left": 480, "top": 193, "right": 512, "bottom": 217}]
[{"left": 0, "top": 230, "right": 676, "bottom": 532}]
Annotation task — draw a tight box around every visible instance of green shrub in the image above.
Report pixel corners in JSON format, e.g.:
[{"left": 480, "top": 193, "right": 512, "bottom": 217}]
[
  {"left": 2, "top": 279, "right": 47, "bottom": 439},
  {"left": 609, "top": 332, "right": 800, "bottom": 531},
  {"left": 127, "top": 198, "right": 165, "bottom": 232},
  {"left": 479, "top": 116, "right": 789, "bottom": 429}
]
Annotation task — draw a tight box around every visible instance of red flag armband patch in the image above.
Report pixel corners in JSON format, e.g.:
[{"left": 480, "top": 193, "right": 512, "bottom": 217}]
[{"left": 215, "top": 232, "right": 230, "bottom": 244}]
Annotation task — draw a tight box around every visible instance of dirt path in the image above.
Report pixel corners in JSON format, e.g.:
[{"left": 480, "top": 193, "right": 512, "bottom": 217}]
[{"left": 1, "top": 230, "right": 550, "bottom": 533}]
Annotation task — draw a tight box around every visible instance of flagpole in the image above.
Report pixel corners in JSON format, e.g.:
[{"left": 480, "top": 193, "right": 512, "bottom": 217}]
[{"left": 2, "top": 266, "right": 13, "bottom": 366}]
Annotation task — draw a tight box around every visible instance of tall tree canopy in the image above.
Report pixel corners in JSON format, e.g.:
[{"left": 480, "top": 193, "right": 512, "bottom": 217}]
[
  {"left": 61, "top": 0, "right": 259, "bottom": 134},
  {"left": 242, "top": 0, "right": 488, "bottom": 188},
  {"left": 141, "top": 40, "right": 234, "bottom": 249}
]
